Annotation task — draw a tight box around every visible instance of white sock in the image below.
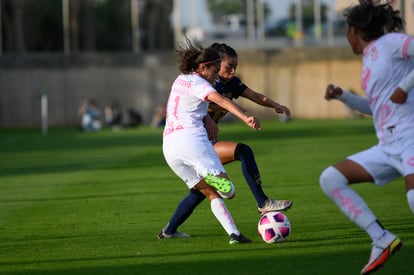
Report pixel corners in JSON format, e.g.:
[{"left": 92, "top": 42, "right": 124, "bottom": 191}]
[
  {"left": 320, "top": 166, "right": 377, "bottom": 230},
  {"left": 366, "top": 221, "right": 385, "bottom": 242},
  {"left": 407, "top": 189, "right": 414, "bottom": 213},
  {"left": 210, "top": 198, "right": 239, "bottom": 236}
]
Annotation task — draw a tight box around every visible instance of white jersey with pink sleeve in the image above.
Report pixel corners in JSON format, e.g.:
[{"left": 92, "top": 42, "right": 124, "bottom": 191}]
[
  {"left": 163, "top": 73, "right": 217, "bottom": 138},
  {"left": 162, "top": 73, "right": 227, "bottom": 189},
  {"left": 362, "top": 33, "right": 414, "bottom": 153}
]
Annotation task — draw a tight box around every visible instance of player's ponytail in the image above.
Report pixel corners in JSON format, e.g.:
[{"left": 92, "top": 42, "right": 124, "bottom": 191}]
[{"left": 177, "top": 39, "right": 220, "bottom": 74}]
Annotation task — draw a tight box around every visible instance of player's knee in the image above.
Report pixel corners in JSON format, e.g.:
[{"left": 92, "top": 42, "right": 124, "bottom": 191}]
[
  {"left": 406, "top": 189, "right": 414, "bottom": 214},
  {"left": 234, "top": 143, "right": 254, "bottom": 161},
  {"left": 319, "top": 166, "right": 348, "bottom": 195}
]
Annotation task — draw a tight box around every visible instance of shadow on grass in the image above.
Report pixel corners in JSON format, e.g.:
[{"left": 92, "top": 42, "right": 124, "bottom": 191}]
[{"left": 1, "top": 243, "right": 411, "bottom": 275}]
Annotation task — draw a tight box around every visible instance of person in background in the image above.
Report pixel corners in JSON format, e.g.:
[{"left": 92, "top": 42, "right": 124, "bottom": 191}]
[
  {"left": 105, "top": 99, "right": 122, "bottom": 131},
  {"left": 161, "top": 40, "right": 260, "bottom": 244},
  {"left": 319, "top": 1, "right": 414, "bottom": 273},
  {"left": 150, "top": 104, "right": 166, "bottom": 128},
  {"left": 158, "top": 42, "right": 293, "bottom": 241},
  {"left": 79, "top": 98, "right": 102, "bottom": 132}
]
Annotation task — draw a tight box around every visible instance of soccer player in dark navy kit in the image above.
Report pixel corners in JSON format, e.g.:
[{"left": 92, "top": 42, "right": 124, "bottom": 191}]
[{"left": 159, "top": 43, "right": 292, "bottom": 240}]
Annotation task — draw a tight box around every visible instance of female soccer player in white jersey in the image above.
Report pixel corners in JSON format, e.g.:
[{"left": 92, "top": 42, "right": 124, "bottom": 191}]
[
  {"left": 158, "top": 43, "right": 292, "bottom": 241},
  {"left": 162, "top": 40, "right": 260, "bottom": 244},
  {"left": 319, "top": 0, "right": 414, "bottom": 274}
]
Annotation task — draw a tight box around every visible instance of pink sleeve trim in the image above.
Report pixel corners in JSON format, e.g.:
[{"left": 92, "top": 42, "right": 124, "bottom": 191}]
[
  {"left": 203, "top": 90, "right": 217, "bottom": 102},
  {"left": 402, "top": 37, "right": 414, "bottom": 59}
]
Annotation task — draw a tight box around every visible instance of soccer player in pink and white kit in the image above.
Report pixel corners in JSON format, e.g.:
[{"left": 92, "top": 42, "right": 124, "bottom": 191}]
[
  {"left": 320, "top": 1, "right": 414, "bottom": 274},
  {"left": 162, "top": 40, "right": 260, "bottom": 244}
]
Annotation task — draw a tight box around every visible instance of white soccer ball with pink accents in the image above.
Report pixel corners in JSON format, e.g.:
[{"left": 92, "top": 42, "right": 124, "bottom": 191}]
[{"left": 258, "top": 211, "right": 291, "bottom": 243}]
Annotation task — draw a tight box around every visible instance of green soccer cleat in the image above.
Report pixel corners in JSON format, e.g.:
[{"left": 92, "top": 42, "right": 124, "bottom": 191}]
[
  {"left": 229, "top": 233, "right": 252, "bottom": 245},
  {"left": 204, "top": 174, "right": 232, "bottom": 193}
]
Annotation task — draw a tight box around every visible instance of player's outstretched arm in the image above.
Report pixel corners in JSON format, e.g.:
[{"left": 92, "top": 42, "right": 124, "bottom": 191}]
[
  {"left": 206, "top": 92, "right": 261, "bottom": 131},
  {"left": 325, "top": 84, "right": 372, "bottom": 115},
  {"left": 241, "top": 88, "right": 291, "bottom": 117}
]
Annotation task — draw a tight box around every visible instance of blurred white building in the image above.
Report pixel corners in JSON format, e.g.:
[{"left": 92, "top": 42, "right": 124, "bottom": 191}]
[{"left": 405, "top": 0, "right": 414, "bottom": 35}]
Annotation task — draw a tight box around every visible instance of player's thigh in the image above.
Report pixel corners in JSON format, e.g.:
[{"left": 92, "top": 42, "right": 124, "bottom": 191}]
[
  {"left": 405, "top": 174, "right": 414, "bottom": 191},
  {"left": 346, "top": 146, "right": 400, "bottom": 185},
  {"left": 333, "top": 159, "right": 373, "bottom": 184},
  {"left": 163, "top": 137, "right": 215, "bottom": 188},
  {"left": 214, "top": 141, "right": 238, "bottom": 164},
  {"left": 164, "top": 157, "right": 200, "bottom": 188},
  {"left": 401, "top": 146, "right": 414, "bottom": 191}
]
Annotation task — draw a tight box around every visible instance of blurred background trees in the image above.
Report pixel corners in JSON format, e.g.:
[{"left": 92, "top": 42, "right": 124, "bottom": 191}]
[
  {"left": 0, "top": 0, "right": 174, "bottom": 53},
  {"left": 0, "top": 0, "right": 349, "bottom": 54}
]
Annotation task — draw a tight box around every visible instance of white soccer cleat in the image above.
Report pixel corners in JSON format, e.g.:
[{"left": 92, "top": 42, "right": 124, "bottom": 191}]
[
  {"left": 257, "top": 198, "right": 293, "bottom": 215},
  {"left": 157, "top": 230, "right": 190, "bottom": 239},
  {"left": 360, "top": 230, "right": 402, "bottom": 275}
]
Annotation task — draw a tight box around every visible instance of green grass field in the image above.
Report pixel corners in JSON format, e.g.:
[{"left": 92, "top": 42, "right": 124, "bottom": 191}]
[{"left": 1, "top": 119, "right": 412, "bottom": 275}]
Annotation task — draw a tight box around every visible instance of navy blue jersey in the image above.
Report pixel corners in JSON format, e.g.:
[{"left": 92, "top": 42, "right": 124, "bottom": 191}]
[{"left": 209, "top": 77, "right": 248, "bottom": 122}]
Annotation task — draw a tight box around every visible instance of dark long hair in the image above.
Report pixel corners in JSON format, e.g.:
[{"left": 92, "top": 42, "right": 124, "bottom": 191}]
[
  {"left": 344, "top": 0, "right": 405, "bottom": 42},
  {"left": 210, "top": 42, "right": 237, "bottom": 58},
  {"left": 176, "top": 39, "right": 220, "bottom": 74}
]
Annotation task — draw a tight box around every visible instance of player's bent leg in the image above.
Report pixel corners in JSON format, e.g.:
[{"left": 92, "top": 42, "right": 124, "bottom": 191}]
[
  {"left": 197, "top": 181, "right": 251, "bottom": 244},
  {"left": 214, "top": 141, "right": 238, "bottom": 165},
  {"left": 157, "top": 189, "right": 205, "bottom": 239},
  {"left": 319, "top": 166, "right": 377, "bottom": 230},
  {"left": 406, "top": 189, "right": 414, "bottom": 213},
  {"left": 405, "top": 174, "right": 414, "bottom": 213},
  {"left": 210, "top": 197, "right": 251, "bottom": 245},
  {"left": 320, "top": 165, "right": 402, "bottom": 274},
  {"left": 235, "top": 143, "right": 293, "bottom": 212}
]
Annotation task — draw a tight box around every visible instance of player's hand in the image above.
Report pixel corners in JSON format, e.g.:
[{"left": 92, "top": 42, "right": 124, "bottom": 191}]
[
  {"left": 203, "top": 115, "right": 219, "bottom": 141},
  {"left": 245, "top": 116, "right": 261, "bottom": 131},
  {"left": 390, "top": 87, "right": 407, "bottom": 104},
  {"left": 274, "top": 104, "right": 291, "bottom": 117},
  {"left": 325, "top": 84, "right": 343, "bottom": 101}
]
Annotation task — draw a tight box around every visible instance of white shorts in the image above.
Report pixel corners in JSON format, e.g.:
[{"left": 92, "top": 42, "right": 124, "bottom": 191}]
[
  {"left": 163, "top": 131, "right": 225, "bottom": 189},
  {"left": 348, "top": 142, "right": 414, "bottom": 186}
]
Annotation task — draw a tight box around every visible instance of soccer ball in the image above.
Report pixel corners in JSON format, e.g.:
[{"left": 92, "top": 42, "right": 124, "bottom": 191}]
[{"left": 258, "top": 211, "right": 291, "bottom": 243}]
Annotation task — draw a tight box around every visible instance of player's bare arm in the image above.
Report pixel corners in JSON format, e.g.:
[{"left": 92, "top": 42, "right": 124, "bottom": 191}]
[
  {"left": 203, "top": 114, "right": 219, "bottom": 141},
  {"left": 242, "top": 88, "right": 290, "bottom": 116},
  {"left": 206, "top": 92, "right": 260, "bottom": 131}
]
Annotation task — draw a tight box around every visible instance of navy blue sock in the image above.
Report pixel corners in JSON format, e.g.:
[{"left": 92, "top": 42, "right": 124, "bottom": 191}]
[
  {"left": 235, "top": 143, "right": 268, "bottom": 207},
  {"left": 164, "top": 188, "right": 205, "bottom": 235}
]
